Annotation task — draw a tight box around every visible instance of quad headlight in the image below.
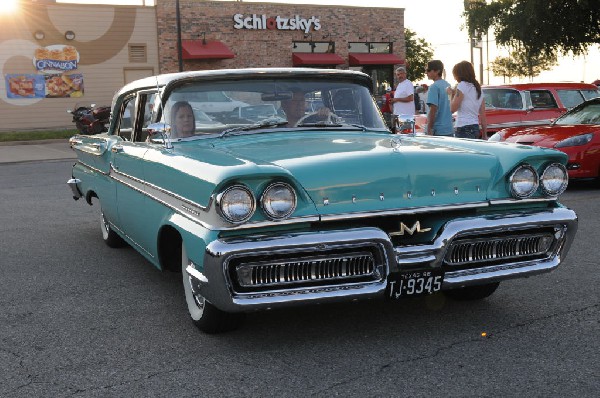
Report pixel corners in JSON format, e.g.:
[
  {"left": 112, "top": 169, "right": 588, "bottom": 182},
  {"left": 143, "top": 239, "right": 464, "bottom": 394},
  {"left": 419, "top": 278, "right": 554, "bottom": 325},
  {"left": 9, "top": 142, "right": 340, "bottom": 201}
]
[
  {"left": 217, "top": 185, "right": 255, "bottom": 223},
  {"left": 540, "top": 163, "right": 568, "bottom": 196},
  {"left": 509, "top": 164, "right": 539, "bottom": 198},
  {"left": 261, "top": 182, "right": 297, "bottom": 220}
]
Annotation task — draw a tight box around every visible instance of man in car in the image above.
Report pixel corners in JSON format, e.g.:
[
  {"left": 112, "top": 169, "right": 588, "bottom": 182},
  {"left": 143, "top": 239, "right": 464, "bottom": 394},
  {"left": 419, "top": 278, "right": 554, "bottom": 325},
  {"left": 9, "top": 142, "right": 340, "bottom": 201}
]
[{"left": 280, "top": 90, "right": 335, "bottom": 126}]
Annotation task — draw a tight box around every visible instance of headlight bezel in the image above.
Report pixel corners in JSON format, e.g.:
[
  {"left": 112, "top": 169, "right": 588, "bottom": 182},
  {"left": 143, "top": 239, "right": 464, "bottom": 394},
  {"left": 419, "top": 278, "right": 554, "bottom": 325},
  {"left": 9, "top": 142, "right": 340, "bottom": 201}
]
[
  {"left": 216, "top": 184, "right": 256, "bottom": 224},
  {"left": 540, "top": 162, "right": 569, "bottom": 197},
  {"left": 509, "top": 163, "right": 539, "bottom": 199},
  {"left": 260, "top": 182, "right": 297, "bottom": 220}
]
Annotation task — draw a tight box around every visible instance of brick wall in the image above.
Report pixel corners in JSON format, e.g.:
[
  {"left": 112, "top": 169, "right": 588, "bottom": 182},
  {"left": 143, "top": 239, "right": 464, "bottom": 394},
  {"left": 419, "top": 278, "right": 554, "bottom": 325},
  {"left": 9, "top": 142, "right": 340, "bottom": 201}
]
[{"left": 156, "top": 1, "right": 405, "bottom": 73}]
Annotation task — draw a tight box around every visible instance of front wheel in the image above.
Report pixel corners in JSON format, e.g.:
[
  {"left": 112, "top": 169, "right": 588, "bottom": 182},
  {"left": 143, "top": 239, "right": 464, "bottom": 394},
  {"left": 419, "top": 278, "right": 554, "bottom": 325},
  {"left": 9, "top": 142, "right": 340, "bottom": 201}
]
[
  {"left": 181, "top": 243, "right": 244, "bottom": 333},
  {"left": 443, "top": 282, "right": 500, "bottom": 301}
]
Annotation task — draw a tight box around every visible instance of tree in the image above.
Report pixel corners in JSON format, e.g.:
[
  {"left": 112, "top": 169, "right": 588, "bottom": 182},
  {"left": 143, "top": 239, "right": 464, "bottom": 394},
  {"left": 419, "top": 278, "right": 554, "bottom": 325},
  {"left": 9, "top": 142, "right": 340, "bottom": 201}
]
[
  {"left": 464, "top": 0, "right": 600, "bottom": 58},
  {"left": 490, "top": 56, "right": 519, "bottom": 82},
  {"left": 404, "top": 28, "right": 434, "bottom": 82},
  {"left": 491, "top": 52, "right": 558, "bottom": 82}
]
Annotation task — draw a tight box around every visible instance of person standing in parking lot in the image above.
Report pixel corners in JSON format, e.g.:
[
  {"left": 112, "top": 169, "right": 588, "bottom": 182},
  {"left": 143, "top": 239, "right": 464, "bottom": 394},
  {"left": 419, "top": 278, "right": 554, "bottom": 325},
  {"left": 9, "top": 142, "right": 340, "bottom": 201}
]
[
  {"left": 447, "top": 60, "right": 487, "bottom": 139},
  {"left": 425, "top": 60, "right": 453, "bottom": 136},
  {"left": 390, "top": 66, "right": 415, "bottom": 129}
]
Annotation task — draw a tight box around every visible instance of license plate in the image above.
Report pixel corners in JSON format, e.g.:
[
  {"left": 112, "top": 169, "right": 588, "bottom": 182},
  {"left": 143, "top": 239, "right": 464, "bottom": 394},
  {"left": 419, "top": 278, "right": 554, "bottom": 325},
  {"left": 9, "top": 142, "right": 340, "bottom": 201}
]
[{"left": 386, "top": 269, "right": 444, "bottom": 299}]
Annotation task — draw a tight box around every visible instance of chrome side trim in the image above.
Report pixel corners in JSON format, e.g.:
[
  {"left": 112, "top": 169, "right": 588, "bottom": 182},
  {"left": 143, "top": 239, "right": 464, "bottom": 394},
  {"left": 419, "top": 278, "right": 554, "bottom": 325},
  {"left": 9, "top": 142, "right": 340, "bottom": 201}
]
[
  {"left": 489, "top": 197, "right": 556, "bottom": 205},
  {"left": 488, "top": 119, "right": 553, "bottom": 131},
  {"left": 108, "top": 165, "right": 319, "bottom": 230},
  {"left": 107, "top": 218, "right": 154, "bottom": 259},
  {"left": 75, "top": 159, "right": 109, "bottom": 176},
  {"left": 110, "top": 164, "right": 210, "bottom": 212}
]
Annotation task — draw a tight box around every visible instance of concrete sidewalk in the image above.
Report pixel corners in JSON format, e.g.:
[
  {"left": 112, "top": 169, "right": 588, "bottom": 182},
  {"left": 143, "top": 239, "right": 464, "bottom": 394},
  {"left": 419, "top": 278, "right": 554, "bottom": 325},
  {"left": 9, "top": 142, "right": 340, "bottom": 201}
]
[{"left": 0, "top": 140, "right": 76, "bottom": 164}]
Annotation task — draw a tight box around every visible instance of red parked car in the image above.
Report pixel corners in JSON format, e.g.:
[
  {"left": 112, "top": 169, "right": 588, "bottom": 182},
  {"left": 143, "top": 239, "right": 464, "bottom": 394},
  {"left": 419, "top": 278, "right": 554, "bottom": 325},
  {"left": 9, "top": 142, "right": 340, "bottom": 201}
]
[
  {"left": 483, "top": 82, "right": 599, "bottom": 138},
  {"left": 489, "top": 97, "right": 600, "bottom": 180}
]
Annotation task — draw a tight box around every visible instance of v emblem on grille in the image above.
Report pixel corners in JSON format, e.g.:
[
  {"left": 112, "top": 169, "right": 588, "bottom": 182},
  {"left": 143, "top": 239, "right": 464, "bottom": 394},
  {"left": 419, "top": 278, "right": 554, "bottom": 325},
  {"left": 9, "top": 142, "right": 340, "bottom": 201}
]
[{"left": 389, "top": 221, "right": 431, "bottom": 236}]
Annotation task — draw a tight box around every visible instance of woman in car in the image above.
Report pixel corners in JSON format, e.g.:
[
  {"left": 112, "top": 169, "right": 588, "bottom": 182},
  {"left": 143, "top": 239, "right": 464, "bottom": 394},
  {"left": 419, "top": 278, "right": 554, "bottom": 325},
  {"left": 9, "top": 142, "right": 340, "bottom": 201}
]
[{"left": 170, "top": 101, "right": 196, "bottom": 138}]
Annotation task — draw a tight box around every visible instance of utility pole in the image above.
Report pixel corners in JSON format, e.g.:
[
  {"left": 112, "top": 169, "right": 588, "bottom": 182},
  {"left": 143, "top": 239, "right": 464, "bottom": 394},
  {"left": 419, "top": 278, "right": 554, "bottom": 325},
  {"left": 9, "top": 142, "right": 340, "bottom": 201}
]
[
  {"left": 176, "top": 0, "right": 183, "bottom": 72},
  {"left": 464, "top": 0, "right": 486, "bottom": 83}
]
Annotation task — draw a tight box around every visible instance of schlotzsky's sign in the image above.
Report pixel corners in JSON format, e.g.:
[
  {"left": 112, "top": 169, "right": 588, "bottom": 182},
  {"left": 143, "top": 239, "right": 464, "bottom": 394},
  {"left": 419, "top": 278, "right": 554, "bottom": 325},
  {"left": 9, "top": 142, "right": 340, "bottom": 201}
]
[{"left": 233, "top": 14, "right": 321, "bottom": 33}]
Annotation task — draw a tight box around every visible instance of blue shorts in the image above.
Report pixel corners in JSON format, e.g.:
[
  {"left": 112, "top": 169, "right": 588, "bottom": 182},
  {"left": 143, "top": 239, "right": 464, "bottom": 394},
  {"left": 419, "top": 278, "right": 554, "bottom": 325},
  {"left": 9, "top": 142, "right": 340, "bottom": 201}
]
[{"left": 455, "top": 124, "right": 481, "bottom": 139}]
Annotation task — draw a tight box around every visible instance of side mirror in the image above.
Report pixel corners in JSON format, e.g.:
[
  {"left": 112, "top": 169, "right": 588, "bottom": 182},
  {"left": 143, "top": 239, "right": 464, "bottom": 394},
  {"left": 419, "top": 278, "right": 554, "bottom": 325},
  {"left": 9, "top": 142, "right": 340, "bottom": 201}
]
[
  {"left": 147, "top": 122, "right": 170, "bottom": 135},
  {"left": 147, "top": 122, "right": 173, "bottom": 149}
]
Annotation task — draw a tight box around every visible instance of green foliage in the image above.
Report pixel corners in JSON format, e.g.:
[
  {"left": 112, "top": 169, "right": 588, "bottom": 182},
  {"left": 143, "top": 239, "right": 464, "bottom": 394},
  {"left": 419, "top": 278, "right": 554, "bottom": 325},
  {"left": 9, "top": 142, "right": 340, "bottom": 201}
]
[
  {"left": 0, "top": 130, "right": 76, "bottom": 143},
  {"left": 404, "top": 28, "right": 434, "bottom": 82},
  {"left": 464, "top": 0, "right": 600, "bottom": 58},
  {"left": 491, "top": 52, "right": 558, "bottom": 81},
  {"left": 490, "top": 56, "right": 519, "bottom": 81}
]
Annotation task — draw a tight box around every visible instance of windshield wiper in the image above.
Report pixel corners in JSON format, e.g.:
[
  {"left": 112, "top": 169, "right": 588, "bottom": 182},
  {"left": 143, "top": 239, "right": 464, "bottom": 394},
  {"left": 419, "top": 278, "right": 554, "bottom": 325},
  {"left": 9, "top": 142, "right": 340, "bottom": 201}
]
[
  {"left": 296, "top": 122, "right": 371, "bottom": 131},
  {"left": 347, "top": 123, "right": 368, "bottom": 131},
  {"left": 219, "top": 119, "right": 288, "bottom": 138},
  {"left": 296, "top": 122, "right": 344, "bottom": 128}
]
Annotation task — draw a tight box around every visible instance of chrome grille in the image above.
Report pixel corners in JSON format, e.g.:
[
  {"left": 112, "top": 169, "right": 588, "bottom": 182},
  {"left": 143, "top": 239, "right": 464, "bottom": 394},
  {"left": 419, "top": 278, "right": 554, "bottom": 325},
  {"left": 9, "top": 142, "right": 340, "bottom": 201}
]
[
  {"left": 235, "top": 251, "right": 377, "bottom": 288},
  {"left": 445, "top": 232, "right": 555, "bottom": 266}
]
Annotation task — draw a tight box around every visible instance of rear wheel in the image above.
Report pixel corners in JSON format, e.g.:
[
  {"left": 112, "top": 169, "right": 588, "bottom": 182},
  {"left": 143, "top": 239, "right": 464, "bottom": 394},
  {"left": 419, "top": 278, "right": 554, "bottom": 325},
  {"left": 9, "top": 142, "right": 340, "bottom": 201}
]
[
  {"left": 444, "top": 282, "right": 500, "bottom": 301},
  {"left": 181, "top": 242, "right": 244, "bottom": 333},
  {"left": 101, "top": 211, "right": 127, "bottom": 248}
]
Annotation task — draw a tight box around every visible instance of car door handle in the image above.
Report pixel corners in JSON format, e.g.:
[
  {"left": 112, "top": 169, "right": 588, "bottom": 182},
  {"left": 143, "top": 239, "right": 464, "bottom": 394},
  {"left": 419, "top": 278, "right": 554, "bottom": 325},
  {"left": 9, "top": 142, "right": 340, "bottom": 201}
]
[{"left": 111, "top": 145, "right": 123, "bottom": 153}]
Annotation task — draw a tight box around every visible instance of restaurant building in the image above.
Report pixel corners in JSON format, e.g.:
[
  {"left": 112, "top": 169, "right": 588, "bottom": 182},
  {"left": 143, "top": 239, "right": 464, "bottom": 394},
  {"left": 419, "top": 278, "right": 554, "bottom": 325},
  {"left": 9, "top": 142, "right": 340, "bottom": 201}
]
[{"left": 1, "top": 0, "right": 405, "bottom": 131}]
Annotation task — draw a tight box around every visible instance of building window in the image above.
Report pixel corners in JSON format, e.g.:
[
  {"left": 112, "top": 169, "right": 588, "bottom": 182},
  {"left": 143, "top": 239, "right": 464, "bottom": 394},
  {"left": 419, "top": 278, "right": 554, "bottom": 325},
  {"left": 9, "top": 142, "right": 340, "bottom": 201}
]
[
  {"left": 293, "top": 41, "right": 335, "bottom": 53},
  {"left": 348, "top": 42, "right": 392, "bottom": 54},
  {"left": 128, "top": 44, "right": 147, "bottom": 63}
]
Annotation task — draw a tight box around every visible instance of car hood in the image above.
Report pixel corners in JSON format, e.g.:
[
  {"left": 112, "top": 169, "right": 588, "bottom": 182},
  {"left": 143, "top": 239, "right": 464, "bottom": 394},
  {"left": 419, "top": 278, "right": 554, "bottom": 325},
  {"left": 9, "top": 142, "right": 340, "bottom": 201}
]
[
  {"left": 166, "top": 131, "right": 562, "bottom": 215},
  {"left": 501, "top": 125, "right": 600, "bottom": 147}
]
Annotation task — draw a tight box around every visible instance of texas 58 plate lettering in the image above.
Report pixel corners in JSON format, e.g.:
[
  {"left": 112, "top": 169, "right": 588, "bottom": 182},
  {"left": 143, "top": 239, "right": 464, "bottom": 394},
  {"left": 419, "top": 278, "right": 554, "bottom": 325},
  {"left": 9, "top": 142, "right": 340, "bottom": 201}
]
[{"left": 386, "top": 269, "right": 444, "bottom": 299}]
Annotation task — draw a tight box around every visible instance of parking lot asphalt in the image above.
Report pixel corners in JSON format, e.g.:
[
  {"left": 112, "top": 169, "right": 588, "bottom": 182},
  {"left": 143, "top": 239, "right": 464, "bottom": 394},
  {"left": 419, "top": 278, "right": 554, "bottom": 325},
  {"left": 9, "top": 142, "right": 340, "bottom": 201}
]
[{"left": 0, "top": 140, "right": 75, "bottom": 164}]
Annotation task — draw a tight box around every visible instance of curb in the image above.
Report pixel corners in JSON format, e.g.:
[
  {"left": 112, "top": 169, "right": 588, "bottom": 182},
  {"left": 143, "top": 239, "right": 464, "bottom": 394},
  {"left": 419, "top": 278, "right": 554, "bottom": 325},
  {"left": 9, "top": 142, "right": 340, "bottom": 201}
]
[{"left": 0, "top": 139, "right": 70, "bottom": 146}]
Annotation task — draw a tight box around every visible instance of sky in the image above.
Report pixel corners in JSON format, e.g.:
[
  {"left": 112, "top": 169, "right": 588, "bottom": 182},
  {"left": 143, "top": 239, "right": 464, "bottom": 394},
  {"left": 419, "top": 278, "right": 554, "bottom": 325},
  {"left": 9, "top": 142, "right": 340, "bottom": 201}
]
[{"left": 46, "top": 0, "right": 600, "bottom": 85}]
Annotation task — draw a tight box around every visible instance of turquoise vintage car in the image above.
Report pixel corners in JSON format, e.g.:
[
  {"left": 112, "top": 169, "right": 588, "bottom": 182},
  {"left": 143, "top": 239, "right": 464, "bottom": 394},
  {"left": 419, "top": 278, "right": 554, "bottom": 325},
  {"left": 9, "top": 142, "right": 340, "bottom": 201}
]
[{"left": 68, "top": 68, "right": 577, "bottom": 333}]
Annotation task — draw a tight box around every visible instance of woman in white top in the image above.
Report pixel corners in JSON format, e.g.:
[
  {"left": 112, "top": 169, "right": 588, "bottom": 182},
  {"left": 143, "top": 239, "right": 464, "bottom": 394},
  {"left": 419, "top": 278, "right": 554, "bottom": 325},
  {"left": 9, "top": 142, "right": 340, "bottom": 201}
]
[{"left": 447, "top": 61, "right": 487, "bottom": 139}]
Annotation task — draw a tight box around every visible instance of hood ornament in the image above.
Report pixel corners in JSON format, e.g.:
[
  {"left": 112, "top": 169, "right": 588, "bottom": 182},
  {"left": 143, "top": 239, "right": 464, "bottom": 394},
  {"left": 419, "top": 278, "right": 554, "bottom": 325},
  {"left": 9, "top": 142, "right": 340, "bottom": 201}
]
[{"left": 389, "top": 221, "right": 431, "bottom": 236}]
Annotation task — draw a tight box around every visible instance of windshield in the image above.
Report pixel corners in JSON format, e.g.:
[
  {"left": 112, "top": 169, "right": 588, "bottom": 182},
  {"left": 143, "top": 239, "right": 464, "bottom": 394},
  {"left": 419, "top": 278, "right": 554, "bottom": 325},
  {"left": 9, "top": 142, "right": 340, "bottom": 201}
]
[
  {"left": 556, "top": 102, "right": 600, "bottom": 125},
  {"left": 582, "top": 89, "right": 600, "bottom": 101},
  {"left": 483, "top": 88, "right": 523, "bottom": 109},
  {"left": 162, "top": 78, "right": 388, "bottom": 138}
]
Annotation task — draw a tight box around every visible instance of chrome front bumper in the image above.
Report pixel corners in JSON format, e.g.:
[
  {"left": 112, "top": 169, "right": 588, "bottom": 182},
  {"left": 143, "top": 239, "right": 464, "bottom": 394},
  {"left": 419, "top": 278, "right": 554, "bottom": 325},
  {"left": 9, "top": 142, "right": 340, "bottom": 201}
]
[{"left": 186, "top": 207, "right": 577, "bottom": 313}]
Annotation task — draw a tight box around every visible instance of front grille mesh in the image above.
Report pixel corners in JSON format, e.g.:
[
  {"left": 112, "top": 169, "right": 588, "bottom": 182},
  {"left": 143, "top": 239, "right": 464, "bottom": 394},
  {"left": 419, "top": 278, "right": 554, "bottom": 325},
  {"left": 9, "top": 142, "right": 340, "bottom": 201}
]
[
  {"left": 235, "top": 252, "right": 376, "bottom": 288},
  {"left": 445, "top": 232, "right": 554, "bottom": 266}
]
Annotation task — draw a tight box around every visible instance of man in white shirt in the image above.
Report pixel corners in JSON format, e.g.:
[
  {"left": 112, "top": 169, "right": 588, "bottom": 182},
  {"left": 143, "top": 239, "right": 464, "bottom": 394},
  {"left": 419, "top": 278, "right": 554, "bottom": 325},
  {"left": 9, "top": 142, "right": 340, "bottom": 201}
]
[{"left": 390, "top": 66, "right": 416, "bottom": 119}]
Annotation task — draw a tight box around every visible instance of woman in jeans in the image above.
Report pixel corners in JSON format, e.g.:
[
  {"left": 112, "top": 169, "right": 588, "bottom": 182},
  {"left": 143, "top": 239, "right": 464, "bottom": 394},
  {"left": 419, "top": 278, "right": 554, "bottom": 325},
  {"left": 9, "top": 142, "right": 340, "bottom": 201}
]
[{"left": 447, "top": 61, "right": 487, "bottom": 139}]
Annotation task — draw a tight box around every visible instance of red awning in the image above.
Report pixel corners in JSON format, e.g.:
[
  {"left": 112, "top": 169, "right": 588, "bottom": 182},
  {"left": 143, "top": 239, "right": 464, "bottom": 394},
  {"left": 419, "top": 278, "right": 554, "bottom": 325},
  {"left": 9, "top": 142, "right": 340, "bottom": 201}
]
[
  {"left": 348, "top": 53, "right": 404, "bottom": 66},
  {"left": 181, "top": 40, "right": 235, "bottom": 60},
  {"left": 292, "top": 53, "right": 345, "bottom": 66}
]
